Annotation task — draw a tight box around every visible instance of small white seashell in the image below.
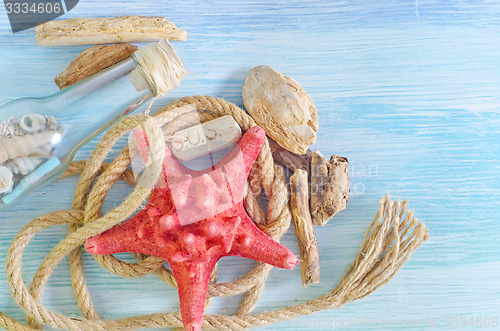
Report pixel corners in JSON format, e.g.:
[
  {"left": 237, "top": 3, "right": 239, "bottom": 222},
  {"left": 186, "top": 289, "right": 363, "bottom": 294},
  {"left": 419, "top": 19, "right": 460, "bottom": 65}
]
[
  {"left": 6, "top": 157, "right": 44, "bottom": 175},
  {"left": 19, "top": 113, "right": 47, "bottom": 133},
  {"left": 0, "top": 128, "right": 9, "bottom": 139},
  {"left": 45, "top": 116, "right": 60, "bottom": 132},
  {"left": 0, "top": 121, "right": 16, "bottom": 138},
  {"left": 0, "top": 166, "right": 14, "bottom": 194}
]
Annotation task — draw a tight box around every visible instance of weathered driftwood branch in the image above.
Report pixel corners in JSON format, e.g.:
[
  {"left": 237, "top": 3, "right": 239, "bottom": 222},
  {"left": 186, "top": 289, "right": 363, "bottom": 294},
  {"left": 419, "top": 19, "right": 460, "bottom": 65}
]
[
  {"left": 36, "top": 16, "right": 187, "bottom": 47},
  {"left": 310, "top": 151, "right": 349, "bottom": 226},
  {"left": 290, "top": 169, "right": 320, "bottom": 287},
  {"left": 54, "top": 43, "right": 138, "bottom": 89},
  {"left": 269, "top": 138, "right": 350, "bottom": 225},
  {"left": 268, "top": 137, "right": 312, "bottom": 173}
]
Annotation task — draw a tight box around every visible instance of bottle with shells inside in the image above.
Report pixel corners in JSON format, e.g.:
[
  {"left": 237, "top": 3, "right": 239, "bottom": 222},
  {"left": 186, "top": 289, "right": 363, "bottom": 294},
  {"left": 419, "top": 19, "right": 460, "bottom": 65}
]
[
  {"left": 0, "top": 114, "right": 63, "bottom": 196},
  {"left": 0, "top": 39, "right": 185, "bottom": 211}
]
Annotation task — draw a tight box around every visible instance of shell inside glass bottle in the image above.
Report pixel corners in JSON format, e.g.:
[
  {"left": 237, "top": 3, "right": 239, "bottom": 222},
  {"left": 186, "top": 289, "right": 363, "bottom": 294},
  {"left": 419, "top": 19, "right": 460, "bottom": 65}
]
[{"left": 0, "top": 113, "right": 63, "bottom": 196}]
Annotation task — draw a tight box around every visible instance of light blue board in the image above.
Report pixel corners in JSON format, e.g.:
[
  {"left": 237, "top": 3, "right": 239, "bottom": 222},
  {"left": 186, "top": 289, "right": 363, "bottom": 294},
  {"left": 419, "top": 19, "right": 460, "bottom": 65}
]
[{"left": 1, "top": 1, "right": 499, "bottom": 330}]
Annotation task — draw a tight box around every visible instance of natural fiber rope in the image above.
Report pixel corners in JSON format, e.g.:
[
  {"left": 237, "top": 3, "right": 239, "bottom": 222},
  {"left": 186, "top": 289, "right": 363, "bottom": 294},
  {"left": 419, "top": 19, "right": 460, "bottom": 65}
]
[{"left": 1, "top": 96, "right": 428, "bottom": 330}]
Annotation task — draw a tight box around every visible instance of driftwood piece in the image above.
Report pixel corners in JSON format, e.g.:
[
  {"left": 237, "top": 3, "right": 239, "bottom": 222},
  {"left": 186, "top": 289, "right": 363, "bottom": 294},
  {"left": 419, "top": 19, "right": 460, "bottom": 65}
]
[
  {"left": 290, "top": 169, "right": 320, "bottom": 287},
  {"left": 54, "top": 43, "right": 138, "bottom": 89},
  {"left": 268, "top": 137, "right": 312, "bottom": 174},
  {"left": 36, "top": 16, "right": 187, "bottom": 47},
  {"left": 310, "top": 151, "right": 349, "bottom": 226},
  {"left": 268, "top": 137, "right": 350, "bottom": 225}
]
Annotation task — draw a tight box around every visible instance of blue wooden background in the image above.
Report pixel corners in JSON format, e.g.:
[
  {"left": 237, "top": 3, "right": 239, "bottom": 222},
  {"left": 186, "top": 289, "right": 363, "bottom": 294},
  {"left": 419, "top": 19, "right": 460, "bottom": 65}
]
[{"left": 1, "top": 1, "right": 499, "bottom": 330}]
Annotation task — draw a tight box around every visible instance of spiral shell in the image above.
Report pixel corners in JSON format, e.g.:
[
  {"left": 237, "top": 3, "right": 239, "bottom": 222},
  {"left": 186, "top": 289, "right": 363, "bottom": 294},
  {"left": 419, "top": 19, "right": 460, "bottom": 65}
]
[
  {"left": 0, "top": 131, "right": 61, "bottom": 164},
  {"left": 19, "top": 113, "right": 47, "bottom": 133},
  {"left": 0, "top": 166, "right": 13, "bottom": 194},
  {"left": 28, "top": 143, "right": 54, "bottom": 158},
  {"left": 6, "top": 157, "right": 44, "bottom": 175}
]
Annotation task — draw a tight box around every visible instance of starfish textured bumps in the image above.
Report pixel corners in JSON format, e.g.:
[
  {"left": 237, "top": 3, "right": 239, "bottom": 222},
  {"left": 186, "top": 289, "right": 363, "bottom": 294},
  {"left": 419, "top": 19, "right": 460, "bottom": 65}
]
[{"left": 85, "top": 125, "right": 298, "bottom": 331}]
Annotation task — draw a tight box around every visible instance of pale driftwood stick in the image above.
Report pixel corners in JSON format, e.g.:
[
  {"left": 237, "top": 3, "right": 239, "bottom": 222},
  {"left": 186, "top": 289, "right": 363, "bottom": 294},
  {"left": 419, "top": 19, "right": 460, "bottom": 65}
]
[
  {"left": 55, "top": 43, "right": 138, "bottom": 89},
  {"left": 268, "top": 137, "right": 312, "bottom": 173},
  {"left": 36, "top": 16, "right": 187, "bottom": 47},
  {"left": 290, "top": 169, "right": 320, "bottom": 287},
  {"left": 310, "top": 151, "right": 349, "bottom": 226}
]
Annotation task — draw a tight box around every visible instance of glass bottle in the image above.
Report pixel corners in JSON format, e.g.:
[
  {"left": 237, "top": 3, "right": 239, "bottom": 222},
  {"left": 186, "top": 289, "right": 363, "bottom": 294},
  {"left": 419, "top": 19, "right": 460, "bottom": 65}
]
[{"left": 0, "top": 55, "right": 159, "bottom": 210}]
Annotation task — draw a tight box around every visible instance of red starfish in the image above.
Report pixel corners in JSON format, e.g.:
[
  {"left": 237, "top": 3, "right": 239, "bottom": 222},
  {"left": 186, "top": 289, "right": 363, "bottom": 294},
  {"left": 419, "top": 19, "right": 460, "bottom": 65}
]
[{"left": 85, "top": 126, "right": 298, "bottom": 331}]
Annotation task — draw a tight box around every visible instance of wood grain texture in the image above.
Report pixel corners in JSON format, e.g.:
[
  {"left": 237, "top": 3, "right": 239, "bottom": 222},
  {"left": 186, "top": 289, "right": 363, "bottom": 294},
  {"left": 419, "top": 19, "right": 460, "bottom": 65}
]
[{"left": 1, "top": 1, "right": 499, "bottom": 330}]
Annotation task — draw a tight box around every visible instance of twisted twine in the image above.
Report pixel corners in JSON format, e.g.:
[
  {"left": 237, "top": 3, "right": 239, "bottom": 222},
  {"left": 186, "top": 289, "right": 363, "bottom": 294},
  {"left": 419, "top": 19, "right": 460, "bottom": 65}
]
[{"left": 1, "top": 96, "right": 428, "bottom": 330}]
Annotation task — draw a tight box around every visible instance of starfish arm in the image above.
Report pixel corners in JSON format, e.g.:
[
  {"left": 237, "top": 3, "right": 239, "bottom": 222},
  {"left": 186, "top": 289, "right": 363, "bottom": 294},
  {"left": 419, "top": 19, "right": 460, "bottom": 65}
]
[
  {"left": 235, "top": 126, "right": 266, "bottom": 170},
  {"left": 229, "top": 213, "right": 299, "bottom": 270},
  {"left": 217, "top": 126, "right": 265, "bottom": 178},
  {"left": 85, "top": 210, "right": 154, "bottom": 256},
  {"left": 169, "top": 258, "right": 218, "bottom": 331},
  {"left": 162, "top": 146, "right": 198, "bottom": 179}
]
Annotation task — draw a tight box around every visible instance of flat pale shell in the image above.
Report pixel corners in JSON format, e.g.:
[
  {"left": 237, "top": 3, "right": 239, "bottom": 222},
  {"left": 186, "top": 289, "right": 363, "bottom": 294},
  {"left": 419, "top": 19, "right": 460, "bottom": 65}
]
[{"left": 243, "top": 65, "right": 318, "bottom": 155}]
